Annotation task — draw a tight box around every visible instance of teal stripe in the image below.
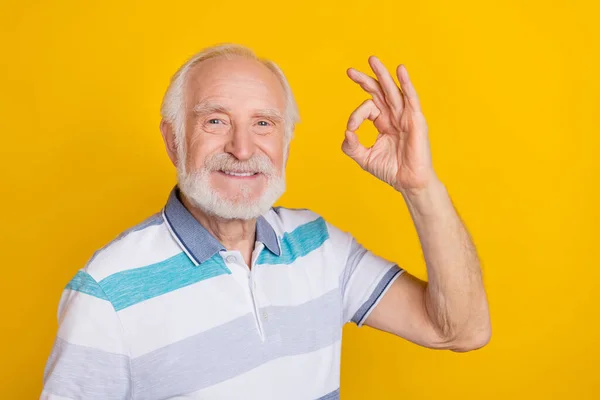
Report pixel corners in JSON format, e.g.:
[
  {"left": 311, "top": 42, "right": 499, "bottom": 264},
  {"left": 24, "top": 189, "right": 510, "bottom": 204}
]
[
  {"left": 66, "top": 271, "right": 108, "bottom": 300},
  {"left": 99, "top": 252, "right": 230, "bottom": 311},
  {"left": 257, "top": 217, "right": 329, "bottom": 265}
]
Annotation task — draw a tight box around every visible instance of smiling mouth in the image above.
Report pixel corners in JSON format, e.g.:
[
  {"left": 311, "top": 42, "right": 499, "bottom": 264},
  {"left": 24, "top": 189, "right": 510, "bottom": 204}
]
[{"left": 217, "top": 170, "right": 261, "bottom": 178}]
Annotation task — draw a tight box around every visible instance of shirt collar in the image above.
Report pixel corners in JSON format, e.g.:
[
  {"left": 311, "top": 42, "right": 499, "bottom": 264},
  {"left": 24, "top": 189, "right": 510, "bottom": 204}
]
[{"left": 163, "top": 186, "right": 281, "bottom": 265}]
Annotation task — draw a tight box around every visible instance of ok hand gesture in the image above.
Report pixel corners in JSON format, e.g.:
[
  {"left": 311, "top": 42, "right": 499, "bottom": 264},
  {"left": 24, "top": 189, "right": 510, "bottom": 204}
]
[{"left": 343, "top": 57, "right": 438, "bottom": 196}]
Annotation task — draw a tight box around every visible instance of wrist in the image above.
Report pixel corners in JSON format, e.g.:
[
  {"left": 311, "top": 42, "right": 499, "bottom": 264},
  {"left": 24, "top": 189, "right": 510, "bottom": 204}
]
[{"left": 401, "top": 177, "right": 448, "bottom": 217}]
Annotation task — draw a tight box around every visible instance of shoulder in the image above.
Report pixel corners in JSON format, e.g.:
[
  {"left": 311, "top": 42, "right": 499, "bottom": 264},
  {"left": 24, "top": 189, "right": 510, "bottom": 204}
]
[
  {"left": 81, "top": 211, "right": 181, "bottom": 282},
  {"left": 264, "top": 206, "right": 352, "bottom": 246},
  {"left": 266, "top": 206, "right": 321, "bottom": 232}
]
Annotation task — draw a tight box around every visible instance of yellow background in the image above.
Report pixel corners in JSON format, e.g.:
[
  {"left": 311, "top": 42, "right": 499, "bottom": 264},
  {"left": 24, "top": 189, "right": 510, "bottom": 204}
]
[{"left": 1, "top": 0, "right": 598, "bottom": 398}]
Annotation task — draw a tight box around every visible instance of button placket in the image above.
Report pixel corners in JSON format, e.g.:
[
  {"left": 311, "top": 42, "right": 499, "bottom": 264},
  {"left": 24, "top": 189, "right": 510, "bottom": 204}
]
[
  {"left": 249, "top": 267, "right": 265, "bottom": 342},
  {"left": 248, "top": 242, "right": 267, "bottom": 341},
  {"left": 224, "top": 246, "right": 266, "bottom": 342}
]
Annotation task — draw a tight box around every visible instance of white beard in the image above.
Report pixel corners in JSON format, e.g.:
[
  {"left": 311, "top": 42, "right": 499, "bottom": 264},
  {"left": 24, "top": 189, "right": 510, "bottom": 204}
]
[{"left": 177, "top": 153, "right": 286, "bottom": 220}]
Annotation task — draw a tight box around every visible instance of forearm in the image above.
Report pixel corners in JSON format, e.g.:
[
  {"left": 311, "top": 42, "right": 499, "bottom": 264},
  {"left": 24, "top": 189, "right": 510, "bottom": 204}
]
[{"left": 402, "top": 178, "right": 491, "bottom": 349}]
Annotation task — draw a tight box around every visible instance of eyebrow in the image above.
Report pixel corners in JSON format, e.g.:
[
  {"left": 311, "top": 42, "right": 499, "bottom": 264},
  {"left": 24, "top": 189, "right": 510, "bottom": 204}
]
[
  {"left": 192, "top": 102, "right": 231, "bottom": 116},
  {"left": 192, "top": 102, "right": 284, "bottom": 123},
  {"left": 253, "top": 109, "right": 285, "bottom": 123}
]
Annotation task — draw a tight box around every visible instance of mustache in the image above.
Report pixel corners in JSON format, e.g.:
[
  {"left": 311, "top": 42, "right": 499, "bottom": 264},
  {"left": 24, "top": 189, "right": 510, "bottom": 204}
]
[{"left": 203, "top": 153, "right": 277, "bottom": 176}]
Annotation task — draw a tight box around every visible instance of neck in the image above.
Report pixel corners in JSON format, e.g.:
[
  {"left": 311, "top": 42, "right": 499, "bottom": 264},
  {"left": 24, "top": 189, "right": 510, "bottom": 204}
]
[{"left": 180, "top": 192, "right": 256, "bottom": 266}]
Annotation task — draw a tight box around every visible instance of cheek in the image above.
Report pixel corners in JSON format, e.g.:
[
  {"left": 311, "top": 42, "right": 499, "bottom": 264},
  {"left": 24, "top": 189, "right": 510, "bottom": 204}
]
[
  {"left": 260, "top": 136, "right": 286, "bottom": 171},
  {"left": 185, "top": 134, "right": 225, "bottom": 171}
]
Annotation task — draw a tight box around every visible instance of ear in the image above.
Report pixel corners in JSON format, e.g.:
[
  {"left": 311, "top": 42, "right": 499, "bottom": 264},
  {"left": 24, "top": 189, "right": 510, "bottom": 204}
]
[{"left": 160, "top": 119, "right": 179, "bottom": 167}]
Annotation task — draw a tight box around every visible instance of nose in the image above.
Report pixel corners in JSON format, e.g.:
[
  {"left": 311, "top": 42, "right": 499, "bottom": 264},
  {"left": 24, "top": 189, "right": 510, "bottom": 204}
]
[{"left": 224, "top": 124, "right": 257, "bottom": 161}]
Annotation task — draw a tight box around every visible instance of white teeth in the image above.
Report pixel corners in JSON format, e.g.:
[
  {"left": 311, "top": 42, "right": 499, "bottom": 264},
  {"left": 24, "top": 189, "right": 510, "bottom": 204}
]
[{"left": 222, "top": 171, "right": 256, "bottom": 177}]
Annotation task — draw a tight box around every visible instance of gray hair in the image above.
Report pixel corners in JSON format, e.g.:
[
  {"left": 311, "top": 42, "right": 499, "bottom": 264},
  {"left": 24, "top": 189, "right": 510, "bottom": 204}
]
[{"left": 160, "top": 44, "right": 300, "bottom": 154}]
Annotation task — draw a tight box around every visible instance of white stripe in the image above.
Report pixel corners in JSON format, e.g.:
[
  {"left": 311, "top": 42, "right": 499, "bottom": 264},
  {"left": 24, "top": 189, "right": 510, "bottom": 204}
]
[
  {"left": 254, "top": 242, "right": 342, "bottom": 307},
  {"left": 264, "top": 207, "right": 322, "bottom": 236},
  {"left": 118, "top": 274, "right": 254, "bottom": 357},
  {"left": 56, "top": 290, "right": 128, "bottom": 355},
  {"left": 86, "top": 222, "right": 182, "bottom": 281}
]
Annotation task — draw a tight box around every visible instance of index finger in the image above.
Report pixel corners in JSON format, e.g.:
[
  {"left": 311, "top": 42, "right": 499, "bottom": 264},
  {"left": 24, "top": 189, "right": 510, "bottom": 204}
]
[
  {"left": 347, "top": 98, "right": 381, "bottom": 132},
  {"left": 346, "top": 68, "right": 387, "bottom": 111}
]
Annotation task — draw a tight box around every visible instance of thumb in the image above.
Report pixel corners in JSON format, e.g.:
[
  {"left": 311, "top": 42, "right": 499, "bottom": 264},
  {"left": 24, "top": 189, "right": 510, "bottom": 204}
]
[{"left": 342, "top": 129, "right": 368, "bottom": 167}]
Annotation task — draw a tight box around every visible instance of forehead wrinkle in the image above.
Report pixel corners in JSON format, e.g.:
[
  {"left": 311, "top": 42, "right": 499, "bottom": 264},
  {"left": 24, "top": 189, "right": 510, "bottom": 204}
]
[
  {"left": 188, "top": 59, "right": 283, "bottom": 91},
  {"left": 186, "top": 64, "right": 287, "bottom": 113},
  {"left": 192, "top": 81, "right": 282, "bottom": 106},
  {"left": 192, "top": 101, "right": 231, "bottom": 116},
  {"left": 189, "top": 72, "right": 278, "bottom": 94}
]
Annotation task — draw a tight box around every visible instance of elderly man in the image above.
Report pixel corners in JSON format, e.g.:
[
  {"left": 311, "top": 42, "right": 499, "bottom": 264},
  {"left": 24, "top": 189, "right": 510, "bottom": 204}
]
[{"left": 42, "top": 44, "right": 491, "bottom": 399}]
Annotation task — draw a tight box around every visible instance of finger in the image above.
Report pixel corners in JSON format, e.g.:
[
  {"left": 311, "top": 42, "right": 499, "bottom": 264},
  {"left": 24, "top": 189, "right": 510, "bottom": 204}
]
[
  {"left": 368, "top": 56, "right": 404, "bottom": 113},
  {"left": 342, "top": 99, "right": 381, "bottom": 168},
  {"left": 396, "top": 64, "right": 422, "bottom": 112},
  {"left": 342, "top": 129, "right": 369, "bottom": 167},
  {"left": 346, "top": 68, "right": 387, "bottom": 110},
  {"left": 347, "top": 98, "right": 381, "bottom": 132}
]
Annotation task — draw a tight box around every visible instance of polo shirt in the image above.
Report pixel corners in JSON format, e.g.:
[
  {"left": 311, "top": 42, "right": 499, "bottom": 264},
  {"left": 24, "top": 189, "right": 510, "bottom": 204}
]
[{"left": 42, "top": 186, "right": 404, "bottom": 400}]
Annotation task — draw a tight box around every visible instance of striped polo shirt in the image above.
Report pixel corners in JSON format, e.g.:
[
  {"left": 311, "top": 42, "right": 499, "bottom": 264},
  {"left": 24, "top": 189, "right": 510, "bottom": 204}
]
[{"left": 42, "top": 187, "right": 404, "bottom": 400}]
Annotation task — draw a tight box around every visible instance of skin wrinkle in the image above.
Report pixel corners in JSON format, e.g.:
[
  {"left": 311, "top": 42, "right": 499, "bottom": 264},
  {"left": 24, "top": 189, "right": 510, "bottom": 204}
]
[
  {"left": 161, "top": 55, "right": 288, "bottom": 265},
  {"left": 341, "top": 55, "right": 490, "bottom": 351}
]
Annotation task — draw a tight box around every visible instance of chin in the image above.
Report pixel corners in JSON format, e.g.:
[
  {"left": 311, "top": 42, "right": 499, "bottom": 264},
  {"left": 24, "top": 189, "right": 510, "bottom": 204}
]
[{"left": 178, "top": 170, "right": 286, "bottom": 220}]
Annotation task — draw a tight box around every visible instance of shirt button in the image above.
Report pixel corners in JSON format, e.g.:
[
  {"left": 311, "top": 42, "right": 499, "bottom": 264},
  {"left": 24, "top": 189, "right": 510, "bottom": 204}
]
[
  {"left": 262, "top": 311, "right": 268, "bottom": 320},
  {"left": 225, "top": 255, "right": 236, "bottom": 263}
]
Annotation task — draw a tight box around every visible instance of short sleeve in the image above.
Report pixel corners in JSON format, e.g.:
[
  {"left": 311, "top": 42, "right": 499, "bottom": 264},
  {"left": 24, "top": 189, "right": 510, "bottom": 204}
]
[
  {"left": 41, "top": 270, "right": 131, "bottom": 400},
  {"left": 339, "top": 235, "right": 404, "bottom": 326}
]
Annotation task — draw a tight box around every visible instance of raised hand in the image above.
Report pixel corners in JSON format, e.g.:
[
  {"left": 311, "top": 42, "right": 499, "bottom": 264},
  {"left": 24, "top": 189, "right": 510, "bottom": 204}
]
[{"left": 342, "top": 56, "right": 438, "bottom": 196}]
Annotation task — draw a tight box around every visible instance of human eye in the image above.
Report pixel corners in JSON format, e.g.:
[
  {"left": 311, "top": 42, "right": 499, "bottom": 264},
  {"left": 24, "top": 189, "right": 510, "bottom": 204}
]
[
  {"left": 253, "top": 119, "right": 276, "bottom": 135},
  {"left": 202, "top": 116, "right": 229, "bottom": 134}
]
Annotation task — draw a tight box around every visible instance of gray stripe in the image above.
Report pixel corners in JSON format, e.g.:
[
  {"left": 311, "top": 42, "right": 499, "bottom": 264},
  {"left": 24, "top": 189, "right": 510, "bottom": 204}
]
[
  {"left": 316, "top": 388, "right": 340, "bottom": 399},
  {"left": 132, "top": 289, "right": 342, "bottom": 399},
  {"left": 43, "top": 337, "right": 130, "bottom": 400},
  {"left": 351, "top": 265, "right": 403, "bottom": 325}
]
